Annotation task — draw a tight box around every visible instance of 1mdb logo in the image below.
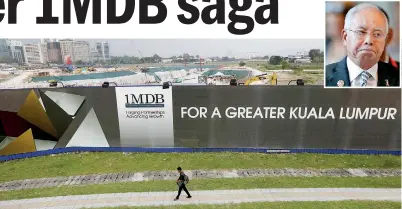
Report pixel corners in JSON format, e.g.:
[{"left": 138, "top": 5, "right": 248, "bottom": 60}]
[{"left": 124, "top": 94, "right": 165, "bottom": 108}]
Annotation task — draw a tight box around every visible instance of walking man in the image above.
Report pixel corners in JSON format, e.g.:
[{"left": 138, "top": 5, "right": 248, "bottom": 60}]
[{"left": 174, "top": 167, "right": 192, "bottom": 201}]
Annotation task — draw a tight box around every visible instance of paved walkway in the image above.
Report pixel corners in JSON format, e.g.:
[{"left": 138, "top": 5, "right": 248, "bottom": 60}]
[
  {"left": 0, "top": 188, "right": 400, "bottom": 209},
  {"left": 1, "top": 168, "right": 400, "bottom": 191}
]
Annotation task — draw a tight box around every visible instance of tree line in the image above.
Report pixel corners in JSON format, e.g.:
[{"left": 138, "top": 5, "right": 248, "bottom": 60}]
[
  {"left": 0, "top": 49, "right": 324, "bottom": 65},
  {"left": 107, "top": 49, "right": 324, "bottom": 65}
]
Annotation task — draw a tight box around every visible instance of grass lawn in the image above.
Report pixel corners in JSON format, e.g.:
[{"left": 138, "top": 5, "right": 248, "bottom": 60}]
[
  {"left": 0, "top": 153, "right": 400, "bottom": 182},
  {"left": 89, "top": 201, "right": 401, "bottom": 209},
  {"left": 0, "top": 176, "right": 399, "bottom": 201}
]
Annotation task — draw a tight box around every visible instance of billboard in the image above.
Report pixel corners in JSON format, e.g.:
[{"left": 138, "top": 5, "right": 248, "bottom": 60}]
[
  {"left": 173, "top": 86, "right": 401, "bottom": 150},
  {"left": 115, "top": 86, "right": 174, "bottom": 147},
  {"left": 0, "top": 86, "right": 400, "bottom": 157}
]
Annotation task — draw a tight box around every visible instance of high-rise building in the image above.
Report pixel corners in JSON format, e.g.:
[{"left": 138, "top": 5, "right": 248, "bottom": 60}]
[
  {"left": 23, "top": 44, "right": 42, "bottom": 64},
  {"left": 90, "top": 47, "right": 101, "bottom": 62},
  {"left": 60, "top": 39, "right": 90, "bottom": 63},
  {"left": 72, "top": 41, "right": 90, "bottom": 63},
  {"left": 41, "top": 39, "right": 51, "bottom": 44},
  {"left": 6, "top": 40, "right": 25, "bottom": 63},
  {"left": 47, "top": 42, "right": 62, "bottom": 64},
  {"left": 39, "top": 43, "right": 49, "bottom": 64},
  {"left": 96, "top": 41, "right": 111, "bottom": 62},
  {"left": 0, "top": 39, "right": 10, "bottom": 58},
  {"left": 59, "top": 39, "right": 74, "bottom": 63}
]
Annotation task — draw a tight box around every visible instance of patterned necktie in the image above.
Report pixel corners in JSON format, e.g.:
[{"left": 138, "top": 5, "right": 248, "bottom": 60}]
[{"left": 360, "top": 71, "right": 371, "bottom": 87}]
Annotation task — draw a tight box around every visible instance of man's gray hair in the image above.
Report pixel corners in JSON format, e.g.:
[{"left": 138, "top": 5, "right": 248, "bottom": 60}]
[{"left": 344, "top": 3, "right": 389, "bottom": 33}]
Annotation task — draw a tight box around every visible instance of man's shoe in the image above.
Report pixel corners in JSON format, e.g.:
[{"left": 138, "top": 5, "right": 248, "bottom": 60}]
[
  {"left": 174, "top": 198, "right": 179, "bottom": 201},
  {"left": 186, "top": 196, "right": 192, "bottom": 198}
]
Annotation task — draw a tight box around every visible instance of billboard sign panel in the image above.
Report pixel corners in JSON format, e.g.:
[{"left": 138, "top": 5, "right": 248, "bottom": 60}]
[
  {"left": 115, "top": 86, "right": 175, "bottom": 147},
  {"left": 173, "top": 86, "right": 401, "bottom": 150}
]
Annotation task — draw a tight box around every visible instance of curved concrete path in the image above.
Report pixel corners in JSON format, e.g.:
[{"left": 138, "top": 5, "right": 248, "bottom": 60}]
[
  {"left": 1, "top": 168, "right": 399, "bottom": 191},
  {"left": 0, "top": 188, "right": 400, "bottom": 209}
]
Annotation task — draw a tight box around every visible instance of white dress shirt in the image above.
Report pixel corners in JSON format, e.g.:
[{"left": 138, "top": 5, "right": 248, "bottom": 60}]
[{"left": 346, "top": 57, "right": 378, "bottom": 87}]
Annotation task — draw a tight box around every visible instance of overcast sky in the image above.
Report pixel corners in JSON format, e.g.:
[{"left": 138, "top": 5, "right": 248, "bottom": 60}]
[{"left": 18, "top": 39, "right": 324, "bottom": 58}]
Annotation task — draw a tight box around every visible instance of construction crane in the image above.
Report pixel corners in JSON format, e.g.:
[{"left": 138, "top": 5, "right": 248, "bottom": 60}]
[{"left": 239, "top": 72, "right": 277, "bottom": 85}]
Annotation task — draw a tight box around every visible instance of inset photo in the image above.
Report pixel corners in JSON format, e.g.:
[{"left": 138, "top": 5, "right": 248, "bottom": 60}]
[{"left": 325, "top": 1, "right": 400, "bottom": 88}]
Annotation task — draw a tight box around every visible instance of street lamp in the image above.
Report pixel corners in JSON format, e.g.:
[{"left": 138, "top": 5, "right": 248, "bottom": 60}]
[
  {"left": 163, "top": 81, "right": 172, "bottom": 89},
  {"left": 102, "top": 81, "right": 118, "bottom": 88},
  {"left": 48, "top": 80, "right": 64, "bottom": 87},
  {"left": 288, "top": 79, "right": 304, "bottom": 86}
]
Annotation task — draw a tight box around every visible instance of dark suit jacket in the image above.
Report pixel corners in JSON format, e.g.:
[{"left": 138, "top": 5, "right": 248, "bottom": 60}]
[
  {"left": 325, "top": 57, "right": 400, "bottom": 87},
  {"left": 389, "top": 57, "right": 400, "bottom": 70}
]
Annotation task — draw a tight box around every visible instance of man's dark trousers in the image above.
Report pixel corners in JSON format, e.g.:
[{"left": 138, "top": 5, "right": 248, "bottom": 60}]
[{"left": 177, "top": 183, "right": 191, "bottom": 198}]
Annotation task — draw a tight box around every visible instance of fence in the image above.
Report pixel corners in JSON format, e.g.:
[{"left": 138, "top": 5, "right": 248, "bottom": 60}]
[{"left": 0, "top": 85, "right": 400, "bottom": 161}]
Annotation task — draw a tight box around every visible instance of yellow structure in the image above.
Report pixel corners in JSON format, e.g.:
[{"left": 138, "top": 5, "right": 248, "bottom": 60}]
[
  {"left": 17, "top": 90, "right": 58, "bottom": 138},
  {"left": 242, "top": 72, "right": 277, "bottom": 85},
  {"left": 0, "top": 129, "right": 36, "bottom": 156}
]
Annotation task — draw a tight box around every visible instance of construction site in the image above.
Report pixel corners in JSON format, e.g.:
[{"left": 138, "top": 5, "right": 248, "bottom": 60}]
[{"left": 0, "top": 61, "right": 323, "bottom": 89}]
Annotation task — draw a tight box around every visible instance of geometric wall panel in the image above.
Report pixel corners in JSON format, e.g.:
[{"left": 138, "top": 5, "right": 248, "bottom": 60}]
[
  {"left": 0, "top": 136, "right": 5, "bottom": 145},
  {"left": 0, "top": 137, "right": 56, "bottom": 152},
  {"left": 39, "top": 91, "right": 73, "bottom": 138},
  {"left": 0, "top": 89, "right": 34, "bottom": 112},
  {"left": 34, "top": 139, "right": 57, "bottom": 151},
  {"left": 0, "top": 129, "right": 36, "bottom": 156},
  {"left": 44, "top": 91, "right": 86, "bottom": 116},
  {"left": 0, "top": 118, "right": 5, "bottom": 140},
  {"left": 17, "top": 90, "right": 58, "bottom": 138},
  {"left": 0, "top": 137, "right": 14, "bottom": 150},
  {"left": 66, "top": 108, "right": 109, "bottom": 147},
  {"left": 52, "top": 99, "right": 90, "bottom": 149},
  {"left": 0, "top": 110, "right": 58, "bottom": 141},
  {"left": 39, "top": 97, "right": 46, "bottom": 111},
  {"left": 52, "top": 87, "right": 120, "bottom": 148},
  {"left": 90, "top": 89, "right": 120, "bottom": 147},
  {"left": 0, "top": 86, "right": 398, "bottom": 158},
  {"left": 0, "top": 117, "right": 5, "bottom": 133}
]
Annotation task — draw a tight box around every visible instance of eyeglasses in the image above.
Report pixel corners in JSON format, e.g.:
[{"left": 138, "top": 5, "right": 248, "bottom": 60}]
[{"left": 346, "top": 29, "right": 387, "bottom": 40}]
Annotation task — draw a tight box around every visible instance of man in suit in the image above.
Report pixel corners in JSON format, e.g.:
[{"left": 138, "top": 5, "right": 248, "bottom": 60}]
[{"left": 325, "top": 3, "right": 400, "bottom": 87}]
